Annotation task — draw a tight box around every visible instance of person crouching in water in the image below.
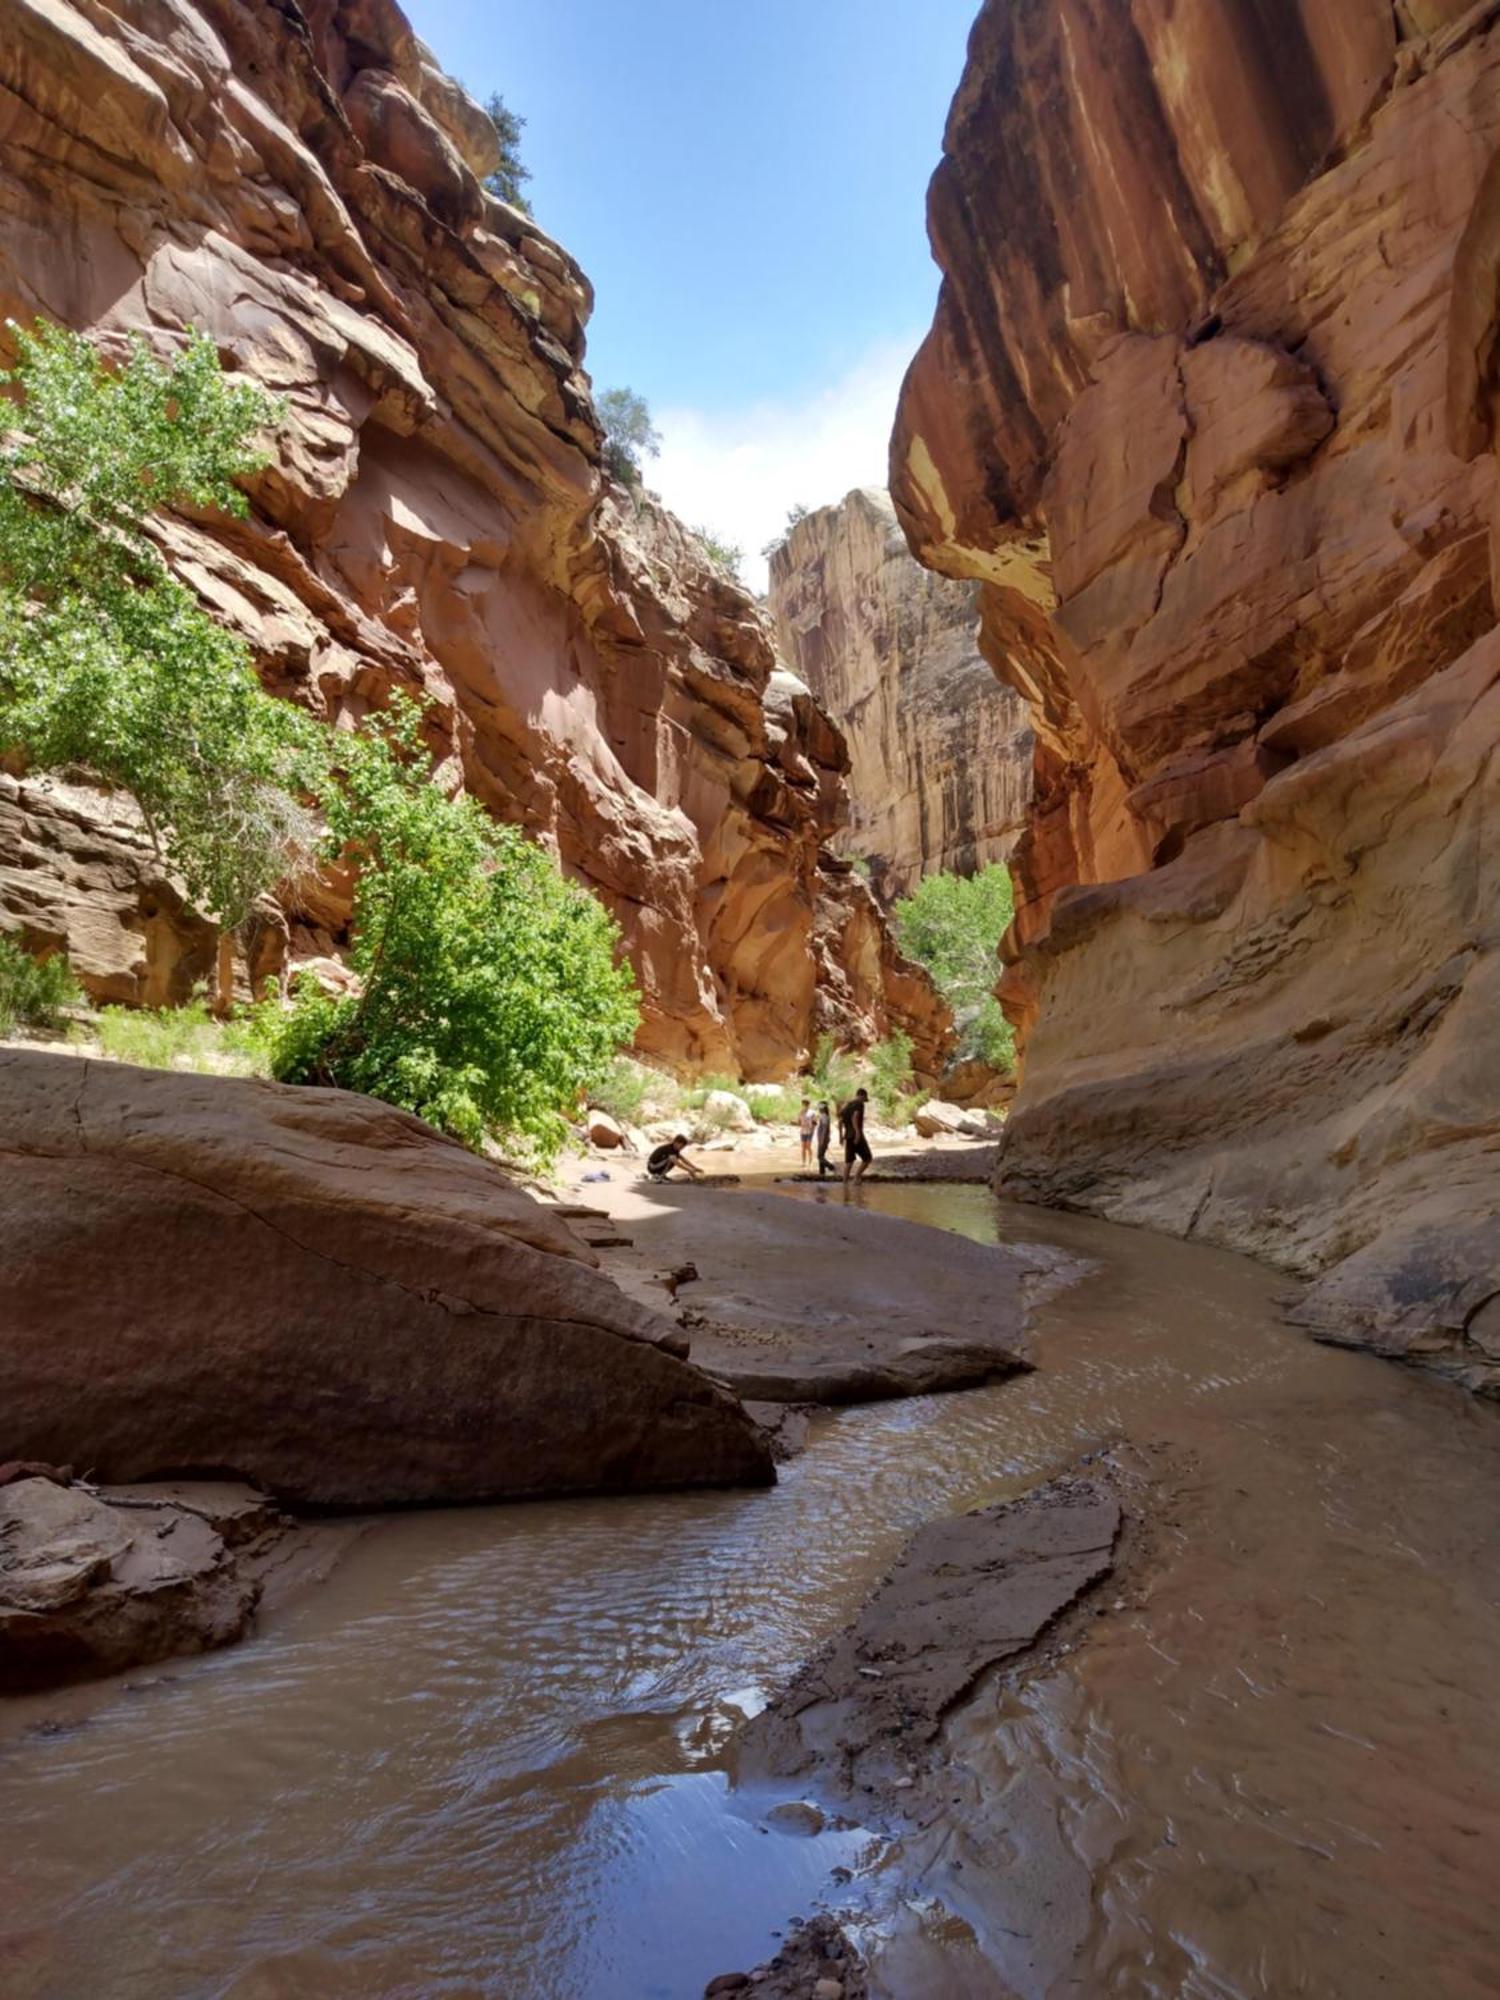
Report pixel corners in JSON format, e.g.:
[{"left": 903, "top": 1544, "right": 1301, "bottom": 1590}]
[
  {"left": 647, "top": 1134, "right": 702, "bottom": 1182},
  {"left": 815, "top": 1100, "right": 832, "bottom": 1178},
  {"left": 839, "top": 1087, "right": 872, "bottom": 1184},
  {"left": 798, "top": 1096, "right": 816, "bottom": 1168}
]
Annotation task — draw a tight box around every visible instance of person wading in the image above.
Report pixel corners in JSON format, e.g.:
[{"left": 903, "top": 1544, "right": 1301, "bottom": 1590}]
[
  {"left": 815, "top": 1099, "right": 832, "bottom": 1178},
  {"left": 798, "top": 1097, "right": 816, "bottom": 1169},
  {"left": 839, "top": 1087, "right": 872, "bottom": 1185},
  {"left": 646, "top": 1134, "right": 703, "bottom": 1182}
]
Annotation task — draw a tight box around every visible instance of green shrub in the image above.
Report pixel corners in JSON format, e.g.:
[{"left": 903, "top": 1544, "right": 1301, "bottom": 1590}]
[
  {"left": 93, "top": 994, "right": 269, "bottom": 1076},
  {"left": 807, "top": 1032, "right": 858, "bottom": 1108},
  {"left": 260, "top": 698, "right": 639, "bottom": 1159},
  {"left": 892, "top": 864, "right": 1017, "bottom": 1072},
  {"left": 866, "top": 1030, "right": 915, "bottom": 1120},
  {"left": 0, "top": 321, "right": 326, "bottom": 926},
  {"left": 693, "top": 527, "right": 744, "bottom": 579},
  {"left": 748, "top": 1087, "right": 805, "bottom": 1125},
  {"left": 590, "top": 1055, "right": 651, "bottom": 1126},
  {"left": 0, "top": 935, "right": 81, "bottom": 1036}
]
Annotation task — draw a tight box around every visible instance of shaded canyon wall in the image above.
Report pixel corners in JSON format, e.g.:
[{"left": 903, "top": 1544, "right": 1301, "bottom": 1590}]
[
  {"left": 893, "top": 0, "right": 1500, "bottom": 1384},
  {"left": 768, "top": 487, "right": 1032, "bottom": 902},
  {"left": 0, "top": 0, "right": 949, "bottom": 1079}
]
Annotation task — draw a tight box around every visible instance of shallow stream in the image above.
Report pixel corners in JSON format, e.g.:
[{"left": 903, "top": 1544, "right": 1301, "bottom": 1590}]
[{"left": 4, "top": 1187, "right": 1499, "bottom": 1998}]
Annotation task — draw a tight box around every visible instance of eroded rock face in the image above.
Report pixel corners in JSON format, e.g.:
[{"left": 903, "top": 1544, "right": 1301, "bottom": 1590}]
[
  {"left": 0, "top": 0, "right": 947, "bottom": 1079},
  {"left": 893, "top": 1, "right": 1500, "bottom": 1382},
  {"left": 0, "top": 1475, "right": 282, "bottom": 1691},
  {"left": 0, "top": 1049, "right": 775, "bottom": 1505},
  {"left": 768, "top": 488, "right": 1032, "bottom": 900}
]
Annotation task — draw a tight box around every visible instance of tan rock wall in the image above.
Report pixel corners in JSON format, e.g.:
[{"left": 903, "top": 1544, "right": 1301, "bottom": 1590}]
[
  {"left": 0, "top": 0, "right": 949, "bottom": 1078},
  {"left": 768, "top": 488, "right": 1032, "bottom": 901},
  {"left": 893, "top": 0, "right": 1500, "bottom": 1383}
]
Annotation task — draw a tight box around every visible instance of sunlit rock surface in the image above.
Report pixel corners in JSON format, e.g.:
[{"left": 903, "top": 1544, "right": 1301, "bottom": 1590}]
[
  {"left": 768, "top": 488, "right": 1032, "bottom": 900},
  {"left": 892, "top": 0, "right": 1500, "bottom": 1384},
  {"left": 0, "top": 0, "right": 947, "bottom": 1078}
]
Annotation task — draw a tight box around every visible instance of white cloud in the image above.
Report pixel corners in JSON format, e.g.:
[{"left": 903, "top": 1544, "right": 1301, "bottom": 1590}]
[{"left": 647, "top": 336, "right": 919, "bottom": 596}]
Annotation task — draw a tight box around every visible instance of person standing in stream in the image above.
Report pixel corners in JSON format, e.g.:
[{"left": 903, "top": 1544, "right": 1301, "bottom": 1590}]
[
  {"left": 798, "top": 1097, "right": 816, "bottom": 1168},
  {"left": 814, "top": 1099, "right": 833, "bottom": 1177},
  {"left": 839, "top": 1086, "right": 872, "bottom": 1184}
]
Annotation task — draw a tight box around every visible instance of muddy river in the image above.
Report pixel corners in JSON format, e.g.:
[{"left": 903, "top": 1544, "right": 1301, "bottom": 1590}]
[{"left": 4, "top": 1187, "right": 1499, "bottom": 1998}]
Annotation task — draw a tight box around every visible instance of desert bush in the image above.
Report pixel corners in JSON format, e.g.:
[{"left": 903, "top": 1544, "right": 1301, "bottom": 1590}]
[
  {"left": 866, "top": 1030, "right": 915, "bottom": 1119},
  {"left": 93, "top": 993, "right": 269, "bottom": 1076},
  {"left": 0, "top": 934, "right": 81, "bottom": 1036},
  {"left": 589, "top": 1055, "right": 653, "bottom": 1126}
]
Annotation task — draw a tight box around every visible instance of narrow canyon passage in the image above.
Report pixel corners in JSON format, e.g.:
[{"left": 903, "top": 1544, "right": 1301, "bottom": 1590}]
[{"left": 4, "top": 1189, "right": 1497, "bottom": 2000}]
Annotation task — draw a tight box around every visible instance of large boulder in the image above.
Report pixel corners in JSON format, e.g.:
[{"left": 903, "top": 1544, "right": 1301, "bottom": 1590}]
[
  {"left": 0, "top": 1052, "right": 774, "bottom": 1507},
  {"left": 702, "top": 1088, "right": 756, "bottom": 1132},
  {"left": 913, "top": 1099, "right": 967, "bottom": 1138}
]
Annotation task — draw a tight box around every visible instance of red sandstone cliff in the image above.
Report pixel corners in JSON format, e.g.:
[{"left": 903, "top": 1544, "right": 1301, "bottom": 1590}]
[
  {"left": 893, "top": 0, "right": 1500, "bottom": 1384},
  {"left": 0, "top": 0, "right": 948, "bottom": 1080},
  {"left": 768, "top": 487, "right": 1032, "bottom": 902}
]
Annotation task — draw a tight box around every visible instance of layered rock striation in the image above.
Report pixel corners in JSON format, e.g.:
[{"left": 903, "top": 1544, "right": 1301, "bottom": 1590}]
[
  {"left": 0, "top": 0, "right": 947, "bottom": 1079},
  {"left": 893, "top": 1, "right": 1500, "bottom": 1384},
  {"left": 768, "top": 488, "right": 1032, "bottom": 900}
]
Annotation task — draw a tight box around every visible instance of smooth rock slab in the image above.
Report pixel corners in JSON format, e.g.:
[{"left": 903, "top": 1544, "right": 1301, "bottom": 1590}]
[
  {"left": 740, "top": 1477, "right": 1120, "bottom": 1792},
  {"left": 0, "top": 1052, "right": 773, "bottom": 1507}
]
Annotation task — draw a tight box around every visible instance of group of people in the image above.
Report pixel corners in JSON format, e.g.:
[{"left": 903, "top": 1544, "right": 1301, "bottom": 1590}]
[
  {"left": 646, "top": 1088, "right": 872, "bottom": 1185},
  {"left": 797, "top": 1090, "right": 871, "bottom": 1181}
]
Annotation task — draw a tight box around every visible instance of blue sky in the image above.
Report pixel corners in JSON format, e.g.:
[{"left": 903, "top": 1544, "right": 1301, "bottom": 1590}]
[{"left": 404, "top": 0, "right": 978, "bottom": 584}]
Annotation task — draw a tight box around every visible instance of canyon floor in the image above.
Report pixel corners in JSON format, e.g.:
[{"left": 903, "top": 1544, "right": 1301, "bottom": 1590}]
[{"left": 4, "top": 1172, "right": 1499, "bottom": 1999}]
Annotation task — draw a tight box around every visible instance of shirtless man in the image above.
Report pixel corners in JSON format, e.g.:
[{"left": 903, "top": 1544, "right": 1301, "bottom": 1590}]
[{"left": 838, "top": 1087, "right": 872, "bottom": 1184}]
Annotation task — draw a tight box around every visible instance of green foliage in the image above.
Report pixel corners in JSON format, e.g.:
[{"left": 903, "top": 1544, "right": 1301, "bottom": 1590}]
[
  {"left": 866, "top": 1030, "right": 914, "bottom": 1119},
  {"left": 597, "top": 386, "right": 661, "bottom": 486},
  {"left": 748, "top": 1087, "right": 805, "bottom": 1125},
  {"left": 693, "top": 527, "right": 744, "bottom": 579},
  {"left": 94, "top": 993, "right": 269, "bottom": 1076},
  {"left": 807, "top": 1032, "right": 858, "bottom": 1107},
  {"left": 262, "top": 697, "right": 639, "bottom": 1157},
  {"left": 0, "top": 935, "right": 81, "bottom": 1036},
  {"left": 760, "top": 502, "right": 810, "bottom": 562},
  {"left": 481, "top": 92, "right": 532, "bottom": 211},
  {"left": 590, "top": 1055, "right": 652, "bottom": 1126},
  {"left": 0, "top": 321, "right": 325, "bottom": 926},
  {"left": 892, "top": 864, "right": 1017, "bottom": 1071}
]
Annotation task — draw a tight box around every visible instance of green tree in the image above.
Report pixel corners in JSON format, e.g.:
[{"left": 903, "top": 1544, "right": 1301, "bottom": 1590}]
[
  {"left": 597, "top": 386, "right": 661, "bottom": 486},
  {"left": 263, "top": 697, "right": 640, "bottom": 1157},
  {"left": 0, "top": 321, "right": 325, "bottom": 926},
  {"left": 481, "top": 92, "right": 532, "bottom": 212},
  {"left": 892, "top": 864, "right": 1017, "bottom": 1071}
]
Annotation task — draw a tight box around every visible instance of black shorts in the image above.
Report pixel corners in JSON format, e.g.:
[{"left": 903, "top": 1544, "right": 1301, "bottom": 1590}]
[{"left": 844, "top": 1135, "right": 872, "bottom": 1165}]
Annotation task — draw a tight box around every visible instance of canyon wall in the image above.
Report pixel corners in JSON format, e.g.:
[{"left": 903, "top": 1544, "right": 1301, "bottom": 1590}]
[
  {"left": 0, "top": 0, "right": 948, "bottom": 1080},
  {"left": 768, "top": 488, "right": 1032, "bottom": 901},
  {"left": 893, "top": 0, "right": 1500, "bottom": 1385}
]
